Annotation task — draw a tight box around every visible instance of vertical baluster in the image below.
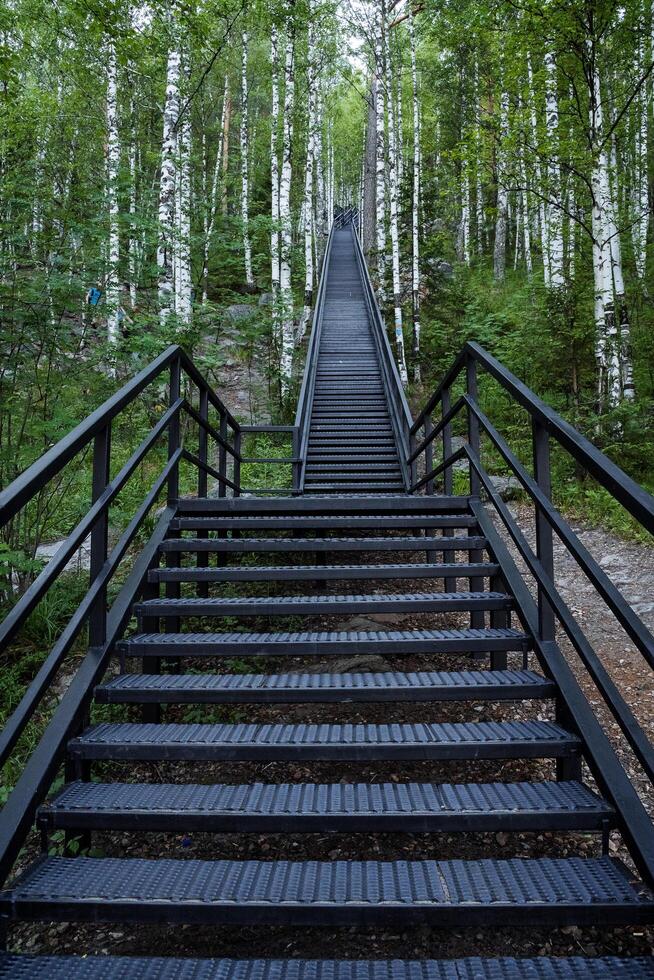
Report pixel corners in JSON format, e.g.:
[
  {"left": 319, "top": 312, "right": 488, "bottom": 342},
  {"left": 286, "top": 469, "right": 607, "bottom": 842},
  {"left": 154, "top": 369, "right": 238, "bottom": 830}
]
[
  {"left": 440, "top": 390, "right": 456, "bottom": 591},
  {"left": 89, "top": 423, "right": 111, "bottom": 649},
  {"left": 218, "top": 414, "right": 228, "bottom": 498},
  {"left": 233, "top": 429, "right": 242, "bottom": 497},
  {"left": 424, "top": 415, "right": 434, "bottom": 495},
  {"left": 464, "top": 358, "right": 485, "bottom": 649},
  {"left": 532, "top": 419, "right": 555, "bottom": 640},
  {"left": 465, "top": 356, "right": 480, "bottom": 497},
  {"left": 532, "top": 418, "right": 577, "bottom": 778},
  {"left": 167, "top": 356, "right": 181, "bottom": 505},
  {"left": 197, "top": 389, "right": 209, "bottom": 598},
  {"left": 408, "top": 422, "right": 417, "bottom": 492},
  {"left": 292, "top": 426, "right": 300, "bottom": 494}
]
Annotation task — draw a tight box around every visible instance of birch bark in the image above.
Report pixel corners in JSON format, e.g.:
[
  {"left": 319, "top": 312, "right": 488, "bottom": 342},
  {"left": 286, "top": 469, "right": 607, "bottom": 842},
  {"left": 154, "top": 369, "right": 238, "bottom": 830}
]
[
  {"left": 106, "top": 42, "right": 121, "bottom": 346},
  {"left": 240, "top": 30, "right": 254, "bottom": 288},
  {"left": 158, "top": 43, "right": 181, "bottom": 324},
  {"left": 409, "top": 5, "right": 421, "bottom": 382},
  {"left": 279, "top": 23, "right": 295, "bottom": 395}
]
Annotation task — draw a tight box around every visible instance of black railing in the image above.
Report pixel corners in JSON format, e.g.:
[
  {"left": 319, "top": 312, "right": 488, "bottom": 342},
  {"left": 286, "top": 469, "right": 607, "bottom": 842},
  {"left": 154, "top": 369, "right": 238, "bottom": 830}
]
[
  {"left": 410, "top": 340, "right": 654, "bottom": 886},
  {"left": 350, "top": 221, "right": 413, "bottom": 488},
  {"left": 0, "top": 344, "right": 293, "bottom": 883},
  {"left": 333, "top": 206, "right": 359, "bottom": 228},
  {"left": 294, "top": 221, "right": 336, "bottom": 492}
]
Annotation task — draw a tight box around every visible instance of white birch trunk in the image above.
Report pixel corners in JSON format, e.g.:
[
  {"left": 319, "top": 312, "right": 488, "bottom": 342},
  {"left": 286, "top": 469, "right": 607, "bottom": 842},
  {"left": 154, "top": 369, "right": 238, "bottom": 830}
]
[
  {"left": 518, "top": 141, "right": 533, "bottom": 278},
  {"left": 544, "top": 51, "right": 564, "bottom": 287},
  {"left": 240, "top": 31, "right": 254, "bottom": 288},
  {"left": 409, "top": 5, "right": 421, "bottom": 382},
  {"left": 493, "top": 91, "right": 509, "bottom": 282},
  {"left": 474, "top": 60, "right": 484, "bottom": 253},
  {"left": 384, "top": 6, "right": 408, "bottom": 386},
  {"left": 298, "top": 7, "right": 316, "bottom": 342},
  {"left": 176, "top": 90, "right": 192, "bottom": 324},
  {"left": 105, "top": 42, "right": 120, "bottom": 347},
  {"left": 528, "top": 55, "right": 550, "bottom": 286},
  {"left": 279, "top": 27, "right": 295, "bottom": 395},
  {"left": 128, "top": 105, "right": 138, "bottom": 309},
  {"left": 374, "top": 5, "right": 387, "bottom": 300},
  {"left": 632, "top": 41, "right": 649, "bottom": 281},
  {"left": 270, "top": 28, "right": 281, "bottom": 339},
  {"left": 158, "top": 43, "right": 181, "bottom": 324}
]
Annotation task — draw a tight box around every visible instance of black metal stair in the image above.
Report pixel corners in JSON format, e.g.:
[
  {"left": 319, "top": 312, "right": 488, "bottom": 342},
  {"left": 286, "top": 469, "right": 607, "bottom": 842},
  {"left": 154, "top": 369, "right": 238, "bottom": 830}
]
[{"left": 3, "top": 216, "right": 654, "bottom": 975}]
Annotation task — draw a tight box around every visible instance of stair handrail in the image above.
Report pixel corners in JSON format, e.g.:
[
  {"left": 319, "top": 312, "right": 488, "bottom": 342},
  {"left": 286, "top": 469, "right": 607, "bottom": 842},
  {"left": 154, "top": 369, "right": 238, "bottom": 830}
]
[
  {"left": 350, "top": 222, "right": 413, "bottom": 488},
  {"left": 410, "top": 340, "right": 654, "bottom": 884},
  {"left": 294, "top": 220, "right": 337, "bottom": 492},
  {"left": 0, "top": 347, "right": 245, "bottom": 883}
]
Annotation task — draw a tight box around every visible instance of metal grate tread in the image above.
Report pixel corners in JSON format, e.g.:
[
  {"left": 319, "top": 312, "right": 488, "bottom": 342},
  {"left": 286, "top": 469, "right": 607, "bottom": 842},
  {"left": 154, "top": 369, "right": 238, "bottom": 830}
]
[
  {"left": 2, "top": 955, "right": 654, "bottom": 980},
  {"left": 170, "top": 515, "right": 477, "bottom": 529},
  {"left": 149, "top": 562, "right": 501, "bottom": 583},
  {"left": 158, "top": 535, "right": 488, "bottom": 553},
  {"left": 3, "top": 857, "right": 650, "bottom": 920},
  {"left": 118, "top": 625, "right": 530, "bottom": 656},
  {"left": 96, "top": 667, "right": 553, "bottom": 703},
  {"left": 134, "top": 592, "right": 513, "bottom": 616},
  {"left": 68, "top": 719, "right": 579, "bottom": 761},
  {"left": 40, "top": 780, "right": 612, "bottom": 829}
]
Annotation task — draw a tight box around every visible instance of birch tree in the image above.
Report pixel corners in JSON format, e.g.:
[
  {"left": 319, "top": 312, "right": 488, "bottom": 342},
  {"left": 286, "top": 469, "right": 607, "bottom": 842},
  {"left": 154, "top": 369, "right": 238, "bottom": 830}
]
[
  {"left": 493, "top": 90, "right": 509, "bottom": 282},
  {"left": 158, "top": 40, "right": 181, "bottom": 324},
  {"left": 279, "top": 19, "right": 296, "bottom": 394},
  {"left": 409, "top": 5, "right": 421, "bottom": 382},
  {"left": 298, "top": 4, "right": 317, "bottom": 342},
  {"left": 105, "top": 42, "right": 120, "bottom": 346},
  {"left": 240, "top": 30, "right": 254, "bottom": 288},
  {"left": 270, "top": 27, "right": 281, "bottom": 337},
  {"left": 374, "top": 2, "right": 387, "bottom": 299}
]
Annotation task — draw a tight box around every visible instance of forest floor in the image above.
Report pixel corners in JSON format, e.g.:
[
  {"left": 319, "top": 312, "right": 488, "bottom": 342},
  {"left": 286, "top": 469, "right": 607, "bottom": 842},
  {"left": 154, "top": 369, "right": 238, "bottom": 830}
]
[{"left": 8, "top": 503, "right": 654, "bottom": 963}]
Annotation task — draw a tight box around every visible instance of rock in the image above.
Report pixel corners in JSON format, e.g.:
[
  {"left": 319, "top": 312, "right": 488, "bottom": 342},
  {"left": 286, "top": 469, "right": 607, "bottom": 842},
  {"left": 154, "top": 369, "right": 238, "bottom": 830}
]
[
  {"left": 490, "top": 474, "right": 523, "bottom": 500},
  {"left": 35, "top": 534, "right": 92, "bottom": 572},
  {"left": 258, "top": 292, "right": 274, "bottom": 307},
  {"left": 225, "top": 304, "right": 254, "bottom": 321}
]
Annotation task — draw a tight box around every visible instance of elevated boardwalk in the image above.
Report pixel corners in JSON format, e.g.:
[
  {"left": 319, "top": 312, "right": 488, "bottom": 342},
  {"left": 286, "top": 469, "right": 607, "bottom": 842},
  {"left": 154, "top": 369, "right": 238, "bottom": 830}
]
[{"left": 305, "top": 228, "right": 403, "bottom": 493}]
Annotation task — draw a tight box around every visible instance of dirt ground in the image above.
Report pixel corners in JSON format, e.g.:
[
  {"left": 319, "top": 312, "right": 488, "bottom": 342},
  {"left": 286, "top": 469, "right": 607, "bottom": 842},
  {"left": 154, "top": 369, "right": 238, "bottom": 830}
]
[{"left": 7, "top": 504, "right": 654, "bottom": 963}]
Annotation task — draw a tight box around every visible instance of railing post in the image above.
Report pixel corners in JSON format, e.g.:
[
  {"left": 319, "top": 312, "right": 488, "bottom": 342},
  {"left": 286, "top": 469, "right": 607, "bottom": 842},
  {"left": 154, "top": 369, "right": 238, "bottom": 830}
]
[
  {"left": 197, "top": 389, "right": 209, "bottom": 597},
  {"left": 424, "top": 415, "right": 434, "bottom": 496},
  {"left": 218, "top": 414, "right": 228, "bottom": 498},
  {"left": 233, "top": 429, "right": 242, "bottom": 497},
  {"left": 465, "top": 355, "right": 480, "bottom": 498},
  {"left": 441, "top": 388, "right": 453, "bottom": 496},
  {"left": 197, "top": 389, "right": 208, "bottom": 499},
  {"left": 532, "top": 418, "right": 555, "bottom": 641},
  {"left": 88, "top": 424, "right": 111, "bottom": 649},
  {"left": 292, "top": 426, "right": 301, "bottom": 495},
  {"left": 167, "top": 356, "right": 181, "bottom": 505}
]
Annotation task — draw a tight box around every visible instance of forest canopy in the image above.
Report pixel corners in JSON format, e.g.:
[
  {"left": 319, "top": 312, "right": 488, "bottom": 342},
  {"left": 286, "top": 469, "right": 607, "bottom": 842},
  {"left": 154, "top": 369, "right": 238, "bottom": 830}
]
[{"left": 2, "top": 0, "right": 654, "bottom": 512}]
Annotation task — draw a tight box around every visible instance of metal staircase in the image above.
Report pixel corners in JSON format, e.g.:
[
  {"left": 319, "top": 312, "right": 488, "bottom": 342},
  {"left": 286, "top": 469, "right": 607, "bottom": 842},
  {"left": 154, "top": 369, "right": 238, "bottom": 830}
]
[{"left": 2, "top": 210, "right": 654, "bottom": 976}]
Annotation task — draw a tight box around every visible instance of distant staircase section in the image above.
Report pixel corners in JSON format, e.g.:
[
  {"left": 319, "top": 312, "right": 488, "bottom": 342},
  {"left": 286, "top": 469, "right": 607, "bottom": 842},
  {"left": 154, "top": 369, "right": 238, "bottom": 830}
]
[{"left": 304, "top": 226, "right": 404, "bottom": 493}]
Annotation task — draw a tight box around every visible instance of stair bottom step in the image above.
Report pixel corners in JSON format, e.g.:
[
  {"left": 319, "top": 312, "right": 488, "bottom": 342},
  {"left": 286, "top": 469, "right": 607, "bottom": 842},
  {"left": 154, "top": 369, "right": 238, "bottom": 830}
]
[
  {"left": 3, "top": 856, "right": 651, "bottom": 927},
  {"left": 1, "top": 955, "right": 653, "bottom": 980}
]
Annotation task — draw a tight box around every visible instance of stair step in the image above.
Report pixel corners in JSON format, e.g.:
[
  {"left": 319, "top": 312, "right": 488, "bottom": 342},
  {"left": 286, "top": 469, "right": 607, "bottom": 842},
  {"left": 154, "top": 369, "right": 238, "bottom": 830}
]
[
  {"left": 117, "top": 625, "right": 529, "bottom": 658},
  {"left": 134, "top": 591, "right": 513, "bottom": 619},
  {"left": 2, "top": 955, "right": 653, "bottom": 980},
  {"left": 149, "top": 561, "right": 501, "bottom": 583},
  {"left": 68, "top": 719, "right": 579, "bottom": 762},
  {"left": 303, "top": 484, "right": 406, "bottom": 492},
  {"left": 3, "top": 856, "right": 648, "bottom": 927},
  {"left": 158, "top": 535, "right": 488, "bottom": 554},
  {"left": 95, "top": 668, "right": 553, "bottom": 705},
  {"left": 176, "top": 495, "right": 470, "bottom": 514},
  {"left": 170, "top": 514, "right": 477, "bottom": 531},
  {"left": 39, "top": 780, "right": 611, "bottom": 834}
]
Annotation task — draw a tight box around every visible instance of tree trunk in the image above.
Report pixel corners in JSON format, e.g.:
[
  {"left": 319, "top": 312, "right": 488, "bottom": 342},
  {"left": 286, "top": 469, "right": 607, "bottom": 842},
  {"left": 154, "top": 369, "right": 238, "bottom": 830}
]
[
  {"left": 544, "top": 51, "right": 564, "bottom": 287},
  {"left": 528, "top": 54, "right": 550, "bottom": 286},
  {"left": 279, "top": 25, "right": 295, "bottom": 396},
  {"left": 374, "top": 2, "right": 387, "bottom": 300},
  {"left": 298, "top": 5, "right": 316, "bottom": 342},
  {"left": 175, "top": 55, "right": 192, "bottom": 326},
  {"left": 493, "top": 91, "right": 509, "bottom": 282},
  {"left": 270, "top": 27, "right": 281, "bottom": 342},
  {"left": 158, "top": 43, "right": 181, "bottom": 325},
  {"left": 362, "top": 84, "right": 377, "bottom": 257},
  {"left": 409, "top": 5, "right": 421, "bottom": 382},
  {"left": 240, "top": 30, "right": 254, "bottom": 288},
  {"left": 384, "top": 4, "right": 408, "bottom": 386},
  {"left": 106, "top": 42, "right": 120, "bottom": 347},
  {"left": 202, "top": 76, "right": 229, "bottom": 303}
]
